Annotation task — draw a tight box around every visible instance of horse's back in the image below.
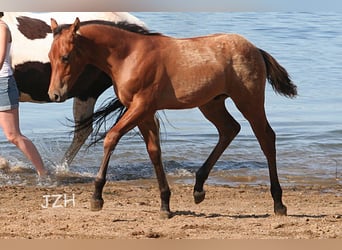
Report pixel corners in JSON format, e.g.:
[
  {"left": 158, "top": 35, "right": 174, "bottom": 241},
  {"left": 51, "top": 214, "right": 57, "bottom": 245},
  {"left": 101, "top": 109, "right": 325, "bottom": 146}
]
[
  {"left": 164, "top": 33, "right": 261, "bottom": 70},
  {"left": 145, "top": 33, "right": 266, "bottom": 109}
]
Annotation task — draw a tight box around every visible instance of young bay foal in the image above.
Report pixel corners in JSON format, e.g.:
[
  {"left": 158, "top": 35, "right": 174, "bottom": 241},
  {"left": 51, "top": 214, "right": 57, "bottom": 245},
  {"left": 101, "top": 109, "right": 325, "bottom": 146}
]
[{"left": 48, "top": 18, "right": 297, "bottom": 218}]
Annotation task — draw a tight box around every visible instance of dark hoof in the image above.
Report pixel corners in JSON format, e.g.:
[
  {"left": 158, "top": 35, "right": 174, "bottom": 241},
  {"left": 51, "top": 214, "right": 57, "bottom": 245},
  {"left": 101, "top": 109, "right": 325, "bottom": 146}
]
[
  {"left": 90, "top": 198, "right": 104, "bottom": 211},
  {"left": 193, "top": 190, "right": 206, "bottom": 204},
  {"left": 274, "top": 204, "right": 287, "bottom": 216},
  {"left": 160, "top": 210, "right": 172, "bottom": 219}
]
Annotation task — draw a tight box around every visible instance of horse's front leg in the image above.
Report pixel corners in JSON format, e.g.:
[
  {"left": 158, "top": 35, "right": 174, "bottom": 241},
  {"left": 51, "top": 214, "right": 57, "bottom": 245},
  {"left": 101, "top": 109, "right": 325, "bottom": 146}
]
[
  {"left": 138, "top": 114, "right": 171, "bottom": 219},
  {"left": 90, "top": 149, "right": 111, "bottom": 211},
  {"left": 62, "top": 97, "right": 96, "bottom": 166},
  {"left": 90, "top": 103, "right": 147, "bottom": 211}
]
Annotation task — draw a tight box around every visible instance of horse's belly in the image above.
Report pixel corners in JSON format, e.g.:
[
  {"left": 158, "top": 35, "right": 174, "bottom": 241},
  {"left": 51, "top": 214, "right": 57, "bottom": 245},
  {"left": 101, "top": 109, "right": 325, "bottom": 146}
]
[{"left": 159, "top": 77, "right": 226, "bottom": 109}]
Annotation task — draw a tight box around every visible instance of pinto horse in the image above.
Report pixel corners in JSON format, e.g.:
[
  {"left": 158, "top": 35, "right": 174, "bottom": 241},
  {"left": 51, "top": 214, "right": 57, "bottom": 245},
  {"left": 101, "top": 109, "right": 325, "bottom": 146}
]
[
  {"left": 48, "top": 18, "right": 297, "bottom": 218},
  {"left": 3, "top": 12, "right": 146, "bottom": 166}
]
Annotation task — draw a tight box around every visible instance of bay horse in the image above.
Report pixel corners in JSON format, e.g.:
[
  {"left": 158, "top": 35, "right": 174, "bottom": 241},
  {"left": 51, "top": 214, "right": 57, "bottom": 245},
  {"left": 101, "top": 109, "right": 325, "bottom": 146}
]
[
  {"left": 48, "top": 18, "right": 297, "bottom": 218},
  {"left": 2, "top": 12, "right": 146, "bottom": 166}
]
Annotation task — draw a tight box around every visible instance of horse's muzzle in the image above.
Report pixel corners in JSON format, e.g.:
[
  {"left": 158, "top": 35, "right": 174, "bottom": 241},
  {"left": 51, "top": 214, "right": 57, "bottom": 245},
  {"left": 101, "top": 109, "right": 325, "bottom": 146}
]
[
  {"left": 48, "top": 90, "right": 67, "bottom": 102},
  {"left": 48, "top": 81, "right": 68, "bottom": 102}
]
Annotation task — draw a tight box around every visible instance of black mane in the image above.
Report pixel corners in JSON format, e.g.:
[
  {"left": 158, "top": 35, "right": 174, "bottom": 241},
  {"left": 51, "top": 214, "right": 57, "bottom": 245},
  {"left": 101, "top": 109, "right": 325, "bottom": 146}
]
[{"left": 53, "top": 20, "right": 161, "bottom": 36}]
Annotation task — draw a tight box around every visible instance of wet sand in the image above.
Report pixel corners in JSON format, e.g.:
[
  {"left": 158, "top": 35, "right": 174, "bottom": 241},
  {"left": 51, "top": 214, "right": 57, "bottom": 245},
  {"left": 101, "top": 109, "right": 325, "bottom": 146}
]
[{"left": 0, "top": 177, "right": 340, "bottom": 239}]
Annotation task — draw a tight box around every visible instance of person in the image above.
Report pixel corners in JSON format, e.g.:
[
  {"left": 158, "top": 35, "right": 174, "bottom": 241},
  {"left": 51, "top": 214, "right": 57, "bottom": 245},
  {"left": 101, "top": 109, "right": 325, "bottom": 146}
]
[{"left": 0, "top": 12, "right": 47, "bottom": 177}]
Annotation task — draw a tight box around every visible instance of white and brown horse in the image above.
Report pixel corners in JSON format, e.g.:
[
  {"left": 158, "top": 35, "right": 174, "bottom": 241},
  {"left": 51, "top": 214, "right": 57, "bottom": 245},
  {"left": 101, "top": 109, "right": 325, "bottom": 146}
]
[
  {"left": 3, "top": 12, "right": 146, "bottom": 166},
  {"left": 48, "top": 18, "right": 297, "bottom": 218}
]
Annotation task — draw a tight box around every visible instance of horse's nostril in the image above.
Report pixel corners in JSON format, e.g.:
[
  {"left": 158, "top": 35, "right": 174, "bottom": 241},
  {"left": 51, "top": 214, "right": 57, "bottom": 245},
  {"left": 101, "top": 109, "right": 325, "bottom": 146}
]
[
  {"left": 48, "top": 91, "right": 64, "bottom": 102},
  {"left": 54, "top": 94, "right": 60, "bottom": 102}
]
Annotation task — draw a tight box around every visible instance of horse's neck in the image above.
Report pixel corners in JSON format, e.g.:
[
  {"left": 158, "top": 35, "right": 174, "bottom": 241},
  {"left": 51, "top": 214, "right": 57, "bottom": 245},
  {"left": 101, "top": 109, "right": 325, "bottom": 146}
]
[{"left": 79, "top": 26, "right": 134, "bottom": 79}]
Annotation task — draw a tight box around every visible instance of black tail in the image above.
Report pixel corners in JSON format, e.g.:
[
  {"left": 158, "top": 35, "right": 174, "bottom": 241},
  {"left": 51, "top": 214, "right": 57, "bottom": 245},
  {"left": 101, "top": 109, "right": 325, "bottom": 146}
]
[
  {"left": 75, "top": 97, "right": 126, "bottom": 146},
  {"left": 259, "top": 49, "right": 298, "bottom": 98}
]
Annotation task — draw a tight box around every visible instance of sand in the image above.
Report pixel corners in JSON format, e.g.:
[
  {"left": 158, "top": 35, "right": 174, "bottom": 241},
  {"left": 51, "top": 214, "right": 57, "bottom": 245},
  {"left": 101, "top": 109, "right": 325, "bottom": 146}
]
[{"left": 0, "top": 177, "right": 340, "bottom": 239}]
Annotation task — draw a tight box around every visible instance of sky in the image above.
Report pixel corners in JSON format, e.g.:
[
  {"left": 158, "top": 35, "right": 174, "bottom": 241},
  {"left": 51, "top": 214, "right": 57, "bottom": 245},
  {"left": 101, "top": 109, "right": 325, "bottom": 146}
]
[{"left": 2, "top": 0, "right": 342, "bottom": 12}]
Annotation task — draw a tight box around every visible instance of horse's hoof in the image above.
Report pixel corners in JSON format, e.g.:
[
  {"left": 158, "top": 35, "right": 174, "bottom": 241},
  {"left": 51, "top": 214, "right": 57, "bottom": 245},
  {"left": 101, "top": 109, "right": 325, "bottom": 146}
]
[
  {"left": 90, "top": 198, "right": 104, "bottom": 211},
  {"left": 160, "top": 210, "right": 172, "bottom": 219},
  {"left": 193, "top": 190, "right": 206, "bottom": 204},
  {"left": 274, "top": 204, "right": 287, "bottom": 216}
]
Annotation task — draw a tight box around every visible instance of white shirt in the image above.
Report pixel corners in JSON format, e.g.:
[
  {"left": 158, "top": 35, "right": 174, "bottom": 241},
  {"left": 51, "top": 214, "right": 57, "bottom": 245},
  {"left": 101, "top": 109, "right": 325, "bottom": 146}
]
[{"left": 0, "top": 23, "right": 13, "bottom": 77}]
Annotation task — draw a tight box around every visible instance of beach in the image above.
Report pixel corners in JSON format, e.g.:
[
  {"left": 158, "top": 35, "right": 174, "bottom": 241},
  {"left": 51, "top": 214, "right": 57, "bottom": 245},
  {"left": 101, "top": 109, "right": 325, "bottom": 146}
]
[{"left": 0, "top": 178, "right": 340, "bottom": 239}]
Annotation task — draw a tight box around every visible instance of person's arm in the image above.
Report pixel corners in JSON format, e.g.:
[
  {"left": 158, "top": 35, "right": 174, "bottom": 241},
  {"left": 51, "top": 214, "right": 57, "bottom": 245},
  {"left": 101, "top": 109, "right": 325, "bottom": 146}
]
[{"left": 0, "top": 24, "right": 9, "bottom": 70}]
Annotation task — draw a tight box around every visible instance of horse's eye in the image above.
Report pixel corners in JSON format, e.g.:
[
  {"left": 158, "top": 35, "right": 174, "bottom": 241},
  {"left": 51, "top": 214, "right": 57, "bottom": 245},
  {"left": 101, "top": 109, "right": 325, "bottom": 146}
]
[{"left": 61, "top": 54, "right": 69, "bottom": 63}]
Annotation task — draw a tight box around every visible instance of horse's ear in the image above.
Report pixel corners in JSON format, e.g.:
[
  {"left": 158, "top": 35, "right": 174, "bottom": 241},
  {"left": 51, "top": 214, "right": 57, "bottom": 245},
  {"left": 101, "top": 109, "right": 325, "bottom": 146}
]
[
  {"left": 71, "top": 17, "right": 80, "bottom": 34},
  {"left": 50, "top": 18, "right": 58, "bottom": 32}
]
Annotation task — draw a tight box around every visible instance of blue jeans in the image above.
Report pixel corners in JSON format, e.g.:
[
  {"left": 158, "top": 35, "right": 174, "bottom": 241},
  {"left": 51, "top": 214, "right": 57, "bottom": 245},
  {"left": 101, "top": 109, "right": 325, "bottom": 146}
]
[{"left": 0, "top": 75, "right": 19, "bottom": 111}]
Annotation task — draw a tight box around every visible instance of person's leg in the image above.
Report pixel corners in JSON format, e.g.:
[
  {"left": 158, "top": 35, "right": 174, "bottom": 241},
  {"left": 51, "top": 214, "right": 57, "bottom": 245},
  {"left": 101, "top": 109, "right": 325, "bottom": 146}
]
[{"left": 0, "top": 108, "right": 47, "bottom": 176}]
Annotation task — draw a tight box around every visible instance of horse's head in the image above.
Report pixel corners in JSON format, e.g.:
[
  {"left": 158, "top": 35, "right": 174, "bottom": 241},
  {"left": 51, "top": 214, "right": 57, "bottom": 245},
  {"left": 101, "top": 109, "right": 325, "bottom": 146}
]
[{"left": 48, "top": 18, "right": 84, "bottom": 102}]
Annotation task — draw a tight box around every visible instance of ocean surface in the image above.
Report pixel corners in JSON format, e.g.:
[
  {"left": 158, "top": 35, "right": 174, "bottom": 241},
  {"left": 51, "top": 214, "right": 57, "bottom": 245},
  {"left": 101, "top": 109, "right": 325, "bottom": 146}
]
[{"left": 0, "top": 12, "right": 341, "bottom": 187}]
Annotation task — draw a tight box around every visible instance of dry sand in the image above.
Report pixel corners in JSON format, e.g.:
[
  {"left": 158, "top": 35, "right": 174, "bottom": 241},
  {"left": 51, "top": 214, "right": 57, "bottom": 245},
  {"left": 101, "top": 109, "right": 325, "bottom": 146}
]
[{"left": 0, "top": 177, "right": 340, "bottom": 239}]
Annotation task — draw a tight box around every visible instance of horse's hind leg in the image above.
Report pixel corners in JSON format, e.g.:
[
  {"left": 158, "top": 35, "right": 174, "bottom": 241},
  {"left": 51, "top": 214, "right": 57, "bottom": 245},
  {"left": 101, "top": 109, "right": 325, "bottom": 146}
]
[
  {"left": 235, "top": 100, "right": 287, "bottom": 216},
  {"left": 194, "top": 97, "right": 241, "bottom": 204},
  {"left": 138, "top": 115, "right": 171, "bottom": 219}
]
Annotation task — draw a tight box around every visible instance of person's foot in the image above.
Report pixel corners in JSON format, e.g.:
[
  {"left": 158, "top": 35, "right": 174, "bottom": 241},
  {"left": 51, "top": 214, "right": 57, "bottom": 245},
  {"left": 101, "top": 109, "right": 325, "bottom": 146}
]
[
  {"left": 37, "top": 168, "right": 49, "bottom": 177},
  {"left": 37, "top": 172, "right": 56, "bottom": 187},
  {"left": 0, "top": 157, "right": 10, "bottom": 170}
]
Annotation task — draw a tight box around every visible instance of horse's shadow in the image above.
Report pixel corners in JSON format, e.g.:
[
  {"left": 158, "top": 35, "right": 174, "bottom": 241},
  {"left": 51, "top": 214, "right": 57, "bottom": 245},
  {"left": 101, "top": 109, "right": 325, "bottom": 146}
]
[
  {"left": 171, "top": 210, "right": 328, "bottom": 219},
  {"left": 288, "top": 214, "right": 327, "bottom": 219},
  {"left": 171, "top": 210, "right": 271, "bottom": 219}
]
